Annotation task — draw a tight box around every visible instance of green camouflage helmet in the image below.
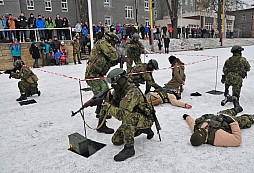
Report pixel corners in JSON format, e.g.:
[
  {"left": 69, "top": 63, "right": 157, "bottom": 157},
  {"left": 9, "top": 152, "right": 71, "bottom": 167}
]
[
  {"left": 148, "top": 59, "right": 159, "bottom": 70},
  {"left": 107, "top": 68, "right": 127, "bottom": 83},
  {"left": 133, "top": 33, "right": 140, "bottom": 39},
  {"left": 13, "top": 60, "right": 23, "bottom": 68},
  {"left": 105, "top": 32, "right": 120, "bottom": 44},
  {"left": 231, "top": 45, "right": 244, "bottom": 53}
]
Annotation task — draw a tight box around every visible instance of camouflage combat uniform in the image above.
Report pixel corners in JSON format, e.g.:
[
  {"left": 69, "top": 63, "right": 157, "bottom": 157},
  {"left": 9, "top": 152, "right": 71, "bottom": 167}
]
[
  {"left": 10, "top": 66, "right": 39, "bottom": 94},
  {"left": 223, "top": 53, "right": 250, "bottom": 98},
  {"left": 164, "top": 59, "right": 186, "bottom": 92},
  {"left": 71, "top": 40, "right": 81, "bottom": 64},
  {"left": 129, "top": 63, "right": 161, "bottom": 92},
  {"left": 99, "top": 83, "right": 154, "bottom": 147},
  {"left": 126, "top": 39, "right": 145, "bottom": 73},
  {"left": 85, "top": 38, "right": 118, "bottom": 95}
]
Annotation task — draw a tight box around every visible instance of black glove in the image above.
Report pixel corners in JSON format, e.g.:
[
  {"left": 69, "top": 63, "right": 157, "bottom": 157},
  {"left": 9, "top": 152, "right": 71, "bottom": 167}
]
[
  {"left": 222, "top": 114, "right": 235, "bottom": 124},
  {"left": 183, "top": 114, "right": 189, "bottom": 120},
  {"left": 9, "top": 74, "right": 12, "bottom": 79},
  {"left": 221, "top": 75, "right": 225, "bottom": 84}
]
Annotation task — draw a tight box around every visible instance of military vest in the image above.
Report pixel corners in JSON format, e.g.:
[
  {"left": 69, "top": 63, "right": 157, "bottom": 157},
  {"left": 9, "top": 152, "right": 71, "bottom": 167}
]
[
  {"left": 194, "top": 114, "right": 231, "bottom": 145},
  {"left": 226, "top": 55, "right": 246, "bottom": 76}
]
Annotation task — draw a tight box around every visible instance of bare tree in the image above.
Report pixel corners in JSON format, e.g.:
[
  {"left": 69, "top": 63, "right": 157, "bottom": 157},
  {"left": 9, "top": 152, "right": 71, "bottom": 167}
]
[{"left": 165, "top": 0, "right": 179, "bottom": 38}]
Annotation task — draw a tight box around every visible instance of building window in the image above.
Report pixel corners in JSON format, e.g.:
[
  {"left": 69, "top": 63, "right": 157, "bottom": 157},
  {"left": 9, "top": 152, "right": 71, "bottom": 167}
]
[
  {"left": 185, "top": 0, "right": 188, "bottom": 6},
  {"left": 125, "top": 6, "right": 133, "bottom": 19},
  {"left": 145, "top": 18, "right": 150, "bottom": 26},
  {"left": 241, "top": 26, "right": 245, "bottom": 32},
  {"left": 144, "top": 0, "right": 149, "bottom": 11},
  {"left": 104, "top": 0, "right": 111, "bottom": 7},
  {"left": 0, "top": 0, "right": 4, "bottom": 5},
  {"left": 241, "top": 14, "right": 246, "bottom": 21},
  {"left": 154, "top": 9, "right": 157, "bottom": 18},
  {"left": 226, "top": 22, "right": 232, "bottom": 32},
  {"left": 105, "top": 16, "right": 111, "bottom": 25},
  {"left": 190, "top": 0, "right": 193, "bottom": 6},
  {"left": 61, "top": 0, "right": 68, "bottom": 12},
  {"left": 26, "top": 0, "right": 34, "bottom": 10},
  {"left": 45, "top": 0, "right": 52, "bottom": 11},
  {"left": 205, "top": 23, "right": 212, "bottom": 30}
]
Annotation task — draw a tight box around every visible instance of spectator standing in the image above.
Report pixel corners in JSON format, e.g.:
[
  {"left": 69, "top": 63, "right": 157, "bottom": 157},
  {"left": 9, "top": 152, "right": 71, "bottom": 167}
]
[
  {"left": 60, "top": 41, "right": 68, "bottom": 61},
  {"left": 36, "top": 15, "right": 46, "bottom": 40},
  {"left": 185, "top": 26, "right": 190, "bottom": 39},
  {"left": 85, "top": 34, "right": 91, "bottom": 55},
  {"left": 145, "top": 25, "right": 149, "bottom": 38},
  {"left": 9, "top": 38, "right": 21, "bottom": 62},
  {"left": 51, "top": 36, "right": 61, "bottom": 53},
  {"left": 162, "top": 25, "right": 167, "bottom": 36},
  {"left": 17, "top": 12, "right": 28, "bottom": 42},
  {"left": 29, "top": 42, "right": 40, "bottom": 68},
  {"left": 168, "top": 26, "right": 173, "bottom": 38},
  {"left": 39, "top": 39, "right": 46, "bottom": 66},
  {"left": 45, "top": 16, "right": 55, "bottom": 40},
  {"left": 28, "top": 13, "right": 36, "bottom": 42},
  {"left": 121, "top": 24, "right": 127, "bottom": 39},
  {"left": 2, "top": 14, "right": 9, "bottom": 40},
  {"left": 55, "top": 15, "right": 63, "bottom": 40},
  {"left": 140, "top": 24, "right": 145, "bottom": 39},
  {"left": 75, "top": 21, "right": 82, "bottom": 35},
  {"left": 0, "top": 16, "right": 5, "bottom": 41},
  {"left": 62, "top": 17, "right": 70, "bottom": 40},
  {"left": 158, "top": 37, "right": 163, "bottom": 52},
  {"left": 95, "top": 21, "right": 103, "bottom": 41},
  {"left": 44, "top": 39, "right": 53, "bottom": 66},
  {"left": 54, "top": 49, "right": 62, "bottom": 65},
  {"left": 163, "top": 35, "right": 170, "bottom": 53},
  {"left": 8, "top": 15, "right": 16, "bottom": 42}
]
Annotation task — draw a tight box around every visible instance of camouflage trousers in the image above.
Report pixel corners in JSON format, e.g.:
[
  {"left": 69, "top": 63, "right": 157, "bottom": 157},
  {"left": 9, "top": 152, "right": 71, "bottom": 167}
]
[
  {"left": 126, "top": 57, "right": 142, "bottom": 73},
  {"left": 73, "top": 52, "right": 81, "bottom": 64},
  {"left": 225, "top": 74, "right": 243, "bottom": 98},
  {"left": 18, "top": 80, "right": 34, "bottom": 94},
  {"left": 86, "top": 79, "right": 109, "bottom": 95},
  {"left": 111, "top": 112, "right": 153, "bottom": 147},
  {"left": 219, "top": 108, "right": 254, "bottom": 129}
]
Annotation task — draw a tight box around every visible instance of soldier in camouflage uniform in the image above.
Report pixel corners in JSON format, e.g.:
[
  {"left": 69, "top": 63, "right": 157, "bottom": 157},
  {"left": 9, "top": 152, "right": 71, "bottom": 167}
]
[
  {"left": 183, "top": 107, "right": 254, "bottom": 147},
  {"left": 5, "top": 60, "right": 40, "bottom": 101},
  {"left": 85, "top": 32, "right": 120, "bottom": 134},
  {"left": 71, "top": 36, "right": 82, "bottom": 64},
  {"left": 221, "top": 45, "right": 250, "bottom": 108},
  {"left": 126, "top": 33, "right": 145, "bottom": 73},
  {"left": 98, "top": 68, "right": 154, "bottom": 161},
  {"left": 164, "top": 56, "right": 186, "bottom": 99},
  {"left": 129, "top": 59, "right": 162, "bottom": 94}
]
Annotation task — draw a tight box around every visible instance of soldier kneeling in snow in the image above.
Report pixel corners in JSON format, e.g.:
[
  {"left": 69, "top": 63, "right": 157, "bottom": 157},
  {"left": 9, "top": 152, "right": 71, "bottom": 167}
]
[{"left": 5, "top": 60, "right": 40, "bottom": 101}]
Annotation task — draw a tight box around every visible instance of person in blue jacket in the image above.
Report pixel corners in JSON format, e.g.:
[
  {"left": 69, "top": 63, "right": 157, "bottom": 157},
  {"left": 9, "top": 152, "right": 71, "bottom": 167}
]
[
  {"left": 36, "top": 15, "right": 46, "bottom": 40},
  {"left": 10, "top": 38, "right": 21, "bottom": 62}
]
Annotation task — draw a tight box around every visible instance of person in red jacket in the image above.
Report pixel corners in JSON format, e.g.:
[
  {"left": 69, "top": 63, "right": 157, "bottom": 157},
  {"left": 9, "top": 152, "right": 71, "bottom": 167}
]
[{"left": 183, "top": 107, "right": 254, "bottom": 147}]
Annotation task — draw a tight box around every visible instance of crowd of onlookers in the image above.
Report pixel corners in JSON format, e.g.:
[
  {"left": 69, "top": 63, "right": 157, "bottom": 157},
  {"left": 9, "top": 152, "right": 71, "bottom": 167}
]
[{"left": 0, "top": 12, "right": 71, "bottom": 42}]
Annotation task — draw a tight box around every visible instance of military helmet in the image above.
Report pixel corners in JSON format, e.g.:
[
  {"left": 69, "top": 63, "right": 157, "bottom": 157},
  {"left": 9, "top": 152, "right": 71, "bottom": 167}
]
[
  {"left": 168, "top": 55, "right": 176, "bottom": 64},
  {"left": 107, "top": 68, "right": 127, "bottom": 83},
  {"left": 132, "top": 33, "right": 140, "bottom": 39},
  {"left": 148, "top": 59, "right": 159, "bottom": 70},
  {"left": 13, "top": 60, "right": 24, "bottom": 68},
  {"left": 231, "top": 45, "right": 244, "bottom": 53},
  {"left": 190, "top": 128, "right": 207, "bottom": 146},
  {"left": 105, "top": 32, "right": 120, "bottom": 44}
]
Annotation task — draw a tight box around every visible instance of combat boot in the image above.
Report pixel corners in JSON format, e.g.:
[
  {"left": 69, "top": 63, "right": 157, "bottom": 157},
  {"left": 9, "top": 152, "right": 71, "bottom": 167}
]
[
  {"left": 96, "top": 119, "right": 114, "bottom": 134},
  {"left": 114, "top": 146, "right": 135, "bottom": 162},
  {"left": 221, "top": 95, "right": 233, "bottom": 106},
  {"left": 233, "top": 97, "right": 243, "bottom": 113},
  {"left": 134, "top": 128, "right": 154, "bottom": 139},
  {"left": 16, "top": 94, "right": 27, "bottom": 101}
]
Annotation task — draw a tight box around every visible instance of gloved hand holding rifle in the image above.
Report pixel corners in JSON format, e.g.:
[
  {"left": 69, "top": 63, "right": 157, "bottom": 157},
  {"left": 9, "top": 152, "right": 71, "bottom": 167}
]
[{"left": 71, "top": 88, "right": 110, "bottom": 117}]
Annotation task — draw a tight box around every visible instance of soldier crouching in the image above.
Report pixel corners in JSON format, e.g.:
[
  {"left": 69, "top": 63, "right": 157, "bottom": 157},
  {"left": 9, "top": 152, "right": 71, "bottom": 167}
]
[
  {"left": 7, "top": 60, "right": 40, "bottom": 101},
  {"left": 97, "top": 68, "right": 154, "bottom": 162}
]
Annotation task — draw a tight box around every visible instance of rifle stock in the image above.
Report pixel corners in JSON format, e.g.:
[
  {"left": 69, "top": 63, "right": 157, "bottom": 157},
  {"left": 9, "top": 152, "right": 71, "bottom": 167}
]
[{"left": 150, "top": 98, "right": 161, "bottom": 141}]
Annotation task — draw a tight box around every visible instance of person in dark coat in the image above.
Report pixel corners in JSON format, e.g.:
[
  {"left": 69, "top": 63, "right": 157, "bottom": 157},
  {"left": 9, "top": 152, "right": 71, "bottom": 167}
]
[
  {"left": 29, "top": 42, "right": 41, "bottom": 68},
  {"left": 163, "top": 35, "right": 170, "bottom": 53}
]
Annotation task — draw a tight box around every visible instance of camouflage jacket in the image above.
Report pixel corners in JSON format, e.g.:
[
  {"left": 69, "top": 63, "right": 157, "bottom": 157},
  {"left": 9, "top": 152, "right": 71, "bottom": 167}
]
[
  {"left": 126, "top": 39, "right": 145, "bottom": 59},
  {"left": 165, "top": 61, "right": 186, "bottom": 89},
  {"left": 71, "top": 40, "right": 80, "bottom": 53},
  {"left": 85, "top": 38, "right": 118, "bottom": 78},
  {"left": 223, "top": 54, "right": 251, "bottom": 79},
  {"left": 130, "top": 63, "right": 161, "bottom": 89},
  {"left": 106, "top": 83, "right": 153, "bottom": 122},
  {"left": 10, "top": 66, "right": 38, "bottom": 84}
]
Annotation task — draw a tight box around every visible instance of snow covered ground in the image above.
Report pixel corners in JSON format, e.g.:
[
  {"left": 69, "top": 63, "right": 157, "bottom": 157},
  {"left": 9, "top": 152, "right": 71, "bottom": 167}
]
[{"left": 0, "top": 45, "right": 254, "bottom": 173}]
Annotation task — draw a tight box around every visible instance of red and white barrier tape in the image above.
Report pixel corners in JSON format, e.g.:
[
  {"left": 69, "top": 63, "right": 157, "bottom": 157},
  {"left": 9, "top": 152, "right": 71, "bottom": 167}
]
[{"left": 28, "top": 53, "right": 217, "bottom": 82}]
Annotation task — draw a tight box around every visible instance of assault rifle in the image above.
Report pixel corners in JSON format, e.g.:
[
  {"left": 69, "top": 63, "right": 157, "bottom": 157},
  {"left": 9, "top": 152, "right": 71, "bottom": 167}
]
[
  {"left": 151, "top": 104, "right": 162, "bottom": 141},
  {"left": 2, "top": 68, "right": 17, "bottom": 79},
  {"left": 71, "top": 88, "right": 109, "bottom": 117}
]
